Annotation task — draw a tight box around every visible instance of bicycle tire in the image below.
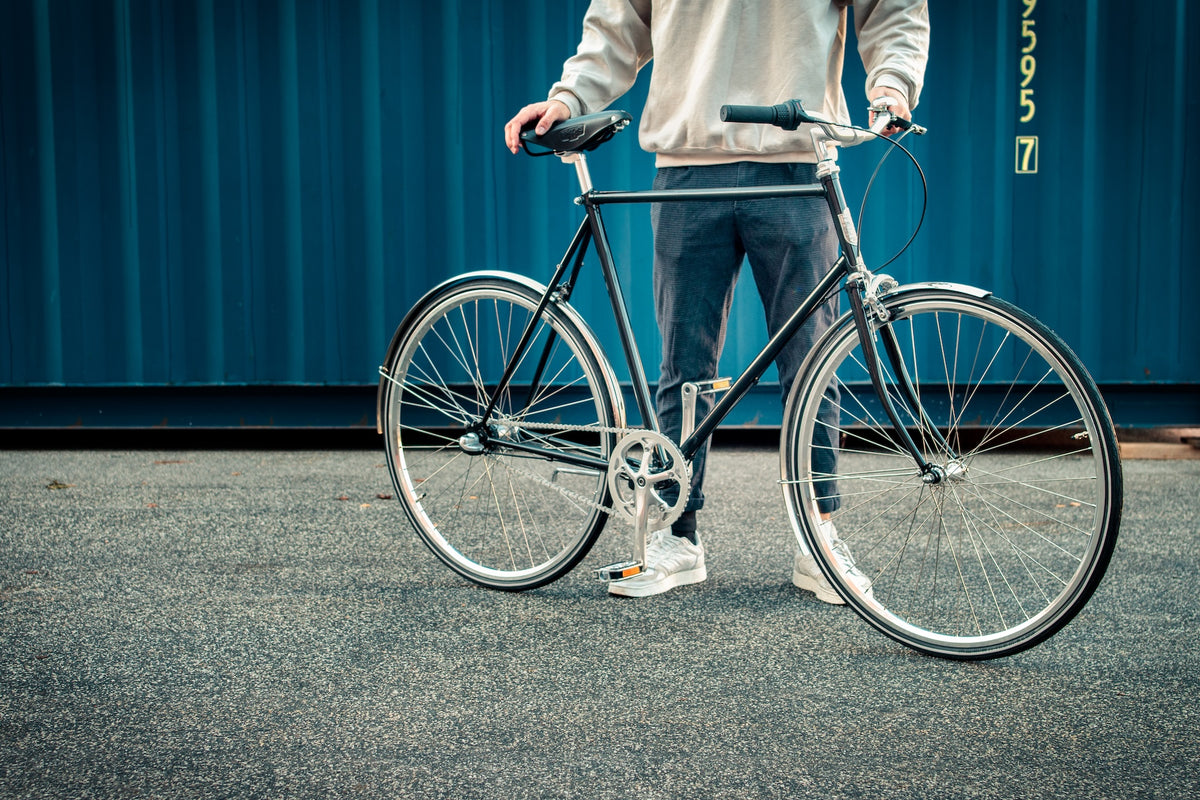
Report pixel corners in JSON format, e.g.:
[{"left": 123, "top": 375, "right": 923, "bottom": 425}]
[
  {"left": 782, "top": 286, "right": 1122, "bottom": 660},
  {"left": 379, "top": 272, "right": 622, "bottom": 590}
]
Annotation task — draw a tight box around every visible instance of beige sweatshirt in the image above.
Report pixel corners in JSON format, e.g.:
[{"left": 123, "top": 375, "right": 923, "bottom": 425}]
[{"left": 548, "top": 0, "right": 929, "bottom": 166}]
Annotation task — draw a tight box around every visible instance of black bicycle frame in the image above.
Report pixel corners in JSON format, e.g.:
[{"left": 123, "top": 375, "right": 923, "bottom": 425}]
[{"left": 477, "top": 173, "right": 937, "bottom": 475}]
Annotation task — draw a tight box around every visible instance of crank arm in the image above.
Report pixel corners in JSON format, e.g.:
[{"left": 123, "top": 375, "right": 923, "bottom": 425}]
[{"left": 593, "top": 473, "right": 656, "bottom": 583}]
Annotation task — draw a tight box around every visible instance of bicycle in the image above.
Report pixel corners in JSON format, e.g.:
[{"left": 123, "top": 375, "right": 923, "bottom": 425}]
[{"left": 376, "top": 98, "right": 1122, "bottom": 660}]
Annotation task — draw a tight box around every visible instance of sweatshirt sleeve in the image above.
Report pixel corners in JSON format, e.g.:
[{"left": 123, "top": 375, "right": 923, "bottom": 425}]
[
  {"left": 547, "top": 0, "right": 653, "bottom": 118},
  {"left": 853, "top": 0, "right": 930, "bottom": 109}
]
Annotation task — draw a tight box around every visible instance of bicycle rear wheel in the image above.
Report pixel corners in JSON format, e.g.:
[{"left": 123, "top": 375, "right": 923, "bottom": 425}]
[
  {"left": 782, "top": 287, "right": 1122, "bottom": 659},
  {"left": 379, "top": 273, "right": 621, "bottom": 590}
]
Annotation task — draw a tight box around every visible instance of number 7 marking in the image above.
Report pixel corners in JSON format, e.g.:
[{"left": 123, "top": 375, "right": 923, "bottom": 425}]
[{"left": 1015, "top": 136, "right": 1039, "bottom": 174}]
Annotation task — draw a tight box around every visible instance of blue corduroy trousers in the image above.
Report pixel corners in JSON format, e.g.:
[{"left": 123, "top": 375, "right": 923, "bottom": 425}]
[{"left": 650, "top": 161, "right": 842, "bottom": 521}]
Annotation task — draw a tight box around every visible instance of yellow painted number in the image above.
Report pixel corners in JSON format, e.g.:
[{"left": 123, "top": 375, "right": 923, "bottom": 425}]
[
  {"left": 1016, "top": 136, "right": 1038, "bottom": 174},
  {"left": 1018, "top": 1, "right": 1037, "bottom": 127},
  {"left": 1021, "top": 18, "right": 1037, "bottom": 53},
  {"left": 1020, "top": 54, "right": 1036, "bottom": 88},
  {"left": 1019, "top": 89, "right": 1036, "bottom": 123}
]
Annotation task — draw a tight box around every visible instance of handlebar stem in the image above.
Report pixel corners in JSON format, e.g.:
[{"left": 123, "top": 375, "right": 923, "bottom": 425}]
[{"left": 810, "top": 130, "right": 841, "bottom": 173}]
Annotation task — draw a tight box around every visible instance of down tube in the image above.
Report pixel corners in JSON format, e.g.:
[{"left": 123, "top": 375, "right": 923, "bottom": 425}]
[{"left": 680, "top": 259, "right": 848, "bottom": 459}]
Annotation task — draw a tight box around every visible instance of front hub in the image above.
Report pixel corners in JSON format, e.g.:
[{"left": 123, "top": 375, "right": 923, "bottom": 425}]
[{"left": 922, "top": 460, "right": 968, "bottom": 485}]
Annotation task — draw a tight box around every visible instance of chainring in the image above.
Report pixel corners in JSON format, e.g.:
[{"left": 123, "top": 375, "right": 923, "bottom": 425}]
[{"left": 605, "top": 430, "right": 691, "bottom": 531}]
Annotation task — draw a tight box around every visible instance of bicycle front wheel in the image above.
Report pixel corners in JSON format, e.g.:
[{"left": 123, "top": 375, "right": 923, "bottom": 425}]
[
  {"left": 379, "top": 273, "right": 622, "bottom": 590},
  {"left": 782, "top": 287, "right": 1122, "bottom": 659}
]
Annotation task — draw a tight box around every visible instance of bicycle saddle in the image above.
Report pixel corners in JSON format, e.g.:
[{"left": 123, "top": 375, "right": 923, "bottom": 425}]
[{"left": 521, "top": 111, "right": 632, "bottom": 155}]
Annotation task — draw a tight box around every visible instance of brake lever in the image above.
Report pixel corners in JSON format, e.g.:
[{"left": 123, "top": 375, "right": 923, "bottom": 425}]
[{"left": 868, "top": 96, "right": 927, "bottom": 136}]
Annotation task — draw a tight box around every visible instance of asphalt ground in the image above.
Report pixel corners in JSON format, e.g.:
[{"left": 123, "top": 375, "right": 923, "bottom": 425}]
[{"left": 2, "top": 444, "right": 1197, "bottom": 799}]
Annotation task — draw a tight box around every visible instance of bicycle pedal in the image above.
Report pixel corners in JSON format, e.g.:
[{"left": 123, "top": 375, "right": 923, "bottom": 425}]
[{"left": 594, "top": 560, "right": 644, "bottom": 582}]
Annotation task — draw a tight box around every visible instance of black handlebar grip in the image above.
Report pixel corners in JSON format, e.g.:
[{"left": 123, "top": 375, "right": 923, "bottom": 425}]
[
  {"left": 720, "top": 100, "right": 810, "bottom": 131},
  {"left": 720, "top": 104, "right": 778, "bottom": 125}
]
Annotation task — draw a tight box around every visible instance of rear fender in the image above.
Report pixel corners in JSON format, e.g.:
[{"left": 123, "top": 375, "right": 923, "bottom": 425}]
[{"left": 375, "top": 270, "right": 625, "bottom": 434}]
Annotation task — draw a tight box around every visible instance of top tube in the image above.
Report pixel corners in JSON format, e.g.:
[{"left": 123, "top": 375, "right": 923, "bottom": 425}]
[{"left": 587, "top": 184, "right": 827, "bottom": 205}]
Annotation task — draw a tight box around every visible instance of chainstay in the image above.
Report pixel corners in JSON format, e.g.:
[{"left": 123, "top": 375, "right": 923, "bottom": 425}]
[
  {"left": 497, "top": 418, "right": 693, "bottom": 529},
  {"left": 381, "top": 367, "right": 668, "bottom": 520},
  {"left": 488, "top": 416, "right": 646, "bottom": 518}
]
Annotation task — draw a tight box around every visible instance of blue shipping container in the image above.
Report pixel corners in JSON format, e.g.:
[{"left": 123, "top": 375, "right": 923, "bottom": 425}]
[{"left": 1, "top": 1, "right": 1197, "bottom": 428}]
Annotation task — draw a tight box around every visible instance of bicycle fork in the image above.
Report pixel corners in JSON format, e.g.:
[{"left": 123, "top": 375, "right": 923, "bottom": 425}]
[
  {"left": 814, "top": 130, "right": 958, "bottom": 479},
  {"left": 845, "top": 278, "right": 962, "bottom": 479}
]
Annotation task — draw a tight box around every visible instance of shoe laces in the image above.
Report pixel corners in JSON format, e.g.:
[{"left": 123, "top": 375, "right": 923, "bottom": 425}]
[
  {"left": 822, "top": 518, "right": 865, "bottom": 578},
  {"left": 645, "top": 530, "right": 696, "bottom": 570}
]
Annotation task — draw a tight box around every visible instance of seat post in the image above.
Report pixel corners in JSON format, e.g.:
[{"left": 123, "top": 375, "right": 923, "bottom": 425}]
[{"left": 561, "top": 151, "right": 594, "bottom": 195}]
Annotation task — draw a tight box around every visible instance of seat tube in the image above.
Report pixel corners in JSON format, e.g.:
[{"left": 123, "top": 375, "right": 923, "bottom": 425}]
[{"left": 585, "top": 201, "right": 660, "bottom": 432}]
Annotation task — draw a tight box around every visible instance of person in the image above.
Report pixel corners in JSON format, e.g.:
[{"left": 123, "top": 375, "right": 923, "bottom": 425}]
[{"left": 504, "top": 0, "right": 929, "bottom": 600}]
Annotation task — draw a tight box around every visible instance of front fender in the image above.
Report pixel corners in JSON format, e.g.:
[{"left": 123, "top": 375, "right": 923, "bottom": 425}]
[
  {"left": 881, "top": 281, "right": 992, "bottom": 302},
  {"left": 780, "top": 279, "right": 995, "bottom": 451}
]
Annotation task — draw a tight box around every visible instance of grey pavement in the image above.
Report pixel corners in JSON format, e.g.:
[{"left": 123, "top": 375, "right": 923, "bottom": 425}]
[{"left": 1, "top": 444, "right": 1197, "bottom": 799}]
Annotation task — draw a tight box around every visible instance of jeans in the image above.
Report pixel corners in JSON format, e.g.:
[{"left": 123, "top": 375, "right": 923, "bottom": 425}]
[{"left": 651, "top": 162, "right": 842, "bottom": 519}]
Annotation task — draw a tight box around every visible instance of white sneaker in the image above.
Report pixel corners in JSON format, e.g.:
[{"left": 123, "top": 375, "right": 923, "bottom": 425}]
[
  {"left": 792, "top": 517, "right": 872, "bottom": 605},
  {"left": 609, "top": 529, "right": 706, "bottom": 598}
]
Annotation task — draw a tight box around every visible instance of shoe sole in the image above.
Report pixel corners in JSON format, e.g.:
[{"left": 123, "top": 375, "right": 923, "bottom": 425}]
[{"left": 609, "top": 565, "right": 707, "bottom": 598}]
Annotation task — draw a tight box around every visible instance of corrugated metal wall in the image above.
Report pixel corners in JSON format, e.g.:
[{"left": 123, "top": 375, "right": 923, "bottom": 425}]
[
  {"left": 2, "top": 0, "right": 605, "bottom": 388},
  {"left": 2, "top": 1, "right": 1197, "bottom": 426}
]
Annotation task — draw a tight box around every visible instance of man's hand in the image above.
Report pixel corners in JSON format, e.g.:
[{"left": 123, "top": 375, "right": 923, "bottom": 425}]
[
  {"left": 868, "top": 86, "right": 912, "bottom": 136},
  {"left": 504, "top": 100, "right": 571, "bottom": 154}
]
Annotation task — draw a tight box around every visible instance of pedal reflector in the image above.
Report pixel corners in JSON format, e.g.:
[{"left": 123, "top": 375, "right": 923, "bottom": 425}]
[{"left": 594, "top": 561, "right": 644, "bottom": 582}]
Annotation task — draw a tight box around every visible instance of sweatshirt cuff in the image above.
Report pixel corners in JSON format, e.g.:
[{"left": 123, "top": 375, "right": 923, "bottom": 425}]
[
  {"left": 548, "top": 91, "right": 583, "bottom": 119},
  {"left": 868, "top": 72, "right": 913, "bottom": 109}
]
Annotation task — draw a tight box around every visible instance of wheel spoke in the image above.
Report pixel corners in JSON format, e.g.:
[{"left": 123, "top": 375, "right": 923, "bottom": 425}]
[
  {"left": 381, "top": 280, "right": 617, "bottom": 590},
  {"left": 784, "top": 291, "right": 1121, "bottom": 659}
]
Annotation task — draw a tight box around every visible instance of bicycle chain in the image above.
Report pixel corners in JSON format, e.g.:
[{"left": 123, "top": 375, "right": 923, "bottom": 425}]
[
  {"left": 491, "top": 416, "right": 636, "bottom": 437},
  {"left": 487, "top": 416, "right": 638, "bottom": 517},
  {"left": 390, "top": 404, "right": 688, "bottom": 519}
]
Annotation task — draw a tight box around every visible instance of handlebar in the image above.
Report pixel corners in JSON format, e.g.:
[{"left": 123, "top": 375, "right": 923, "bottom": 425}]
[{"left": 719, "top": 98, "right": 926, "bottom": 141}]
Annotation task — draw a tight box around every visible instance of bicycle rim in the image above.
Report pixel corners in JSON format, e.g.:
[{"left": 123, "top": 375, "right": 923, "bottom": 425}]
[
  {"left": 783, "top": 289, "right": 1122, "bottom": 659},
  {"left": 381, "top": 276, "right": 620, "bottom": 590}
]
